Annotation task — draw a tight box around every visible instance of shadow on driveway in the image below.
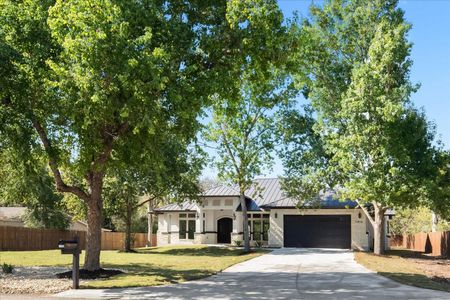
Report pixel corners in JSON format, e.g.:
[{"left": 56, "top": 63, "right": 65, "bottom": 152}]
[{"left": 55, "top": 248, "right": 450, "bottom": 300}]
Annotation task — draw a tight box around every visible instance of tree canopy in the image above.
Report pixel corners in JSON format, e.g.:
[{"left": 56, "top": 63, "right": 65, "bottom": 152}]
[
  {"left": 205, "top": 0, "right": 297, "bottom": 251},
  {"left": 0, "top": 0, "right": 247, "bottom": 270},
  {"left": 280, "top": 0, "right": 440, "bottom": 254}
]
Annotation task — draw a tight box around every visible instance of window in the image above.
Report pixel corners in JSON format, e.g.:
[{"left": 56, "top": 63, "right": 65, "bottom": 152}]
[
  {"left": 248, "top": 214, "right": 269, "bottom": 241},
  {"left": 253, "top": 220, "right": 261, "bottom": 241},
  {"left": 179, "top": 220, "right": 187, "bottom": 239},
  {"left": 202, "top": 213, "right": 205, "bottom": 233},
  {"left": 262, "top": 219, "right": 269, "bottom": 241},
  {"left": 179, "top": 213, "right": 196, "bottom": 240},
  {"left": 188, "top": 220, "right": 195, "bottom": 239}
]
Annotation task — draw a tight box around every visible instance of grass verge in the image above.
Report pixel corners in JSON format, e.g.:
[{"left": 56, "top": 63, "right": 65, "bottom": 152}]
[
  {"left": 354, "top": 250, "right": 450, "bottom": 292},
  {"left": 0, "top": 245, "right": 268, "bottom": 288}
]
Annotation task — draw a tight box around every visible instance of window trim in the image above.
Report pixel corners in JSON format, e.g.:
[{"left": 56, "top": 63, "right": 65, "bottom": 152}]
[
  {"left": 248, "top": 213, "right": 270, "bottom": 241},
  {"left": 179, "top": 213, "right": 196, "bottom": 240}
]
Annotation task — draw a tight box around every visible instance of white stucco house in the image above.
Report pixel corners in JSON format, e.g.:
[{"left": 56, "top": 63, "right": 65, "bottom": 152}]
[{"left": 155, "top": 178, "right": 391, "bottom": 250}]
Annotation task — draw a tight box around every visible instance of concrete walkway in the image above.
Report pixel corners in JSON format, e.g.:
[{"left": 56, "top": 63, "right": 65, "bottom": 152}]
[{"left": 55, "top": 248, "right": 449, "bottom": 300}]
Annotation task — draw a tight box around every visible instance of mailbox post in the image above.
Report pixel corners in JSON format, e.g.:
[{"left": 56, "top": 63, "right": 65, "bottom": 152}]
[{"left": 58, "top": 236, "right": 81, "bottom": 289}]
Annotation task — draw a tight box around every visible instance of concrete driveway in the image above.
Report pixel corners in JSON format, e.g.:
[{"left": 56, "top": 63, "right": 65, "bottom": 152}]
[{"left": 56, "top": 248, "right": 449, "bottom": 300}]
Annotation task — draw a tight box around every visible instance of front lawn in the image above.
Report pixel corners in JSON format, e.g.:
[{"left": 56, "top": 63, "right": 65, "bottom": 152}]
[
  {"left": 355, "top": 249, "right": 450, "bottom": 292},
  {"left": 0, "top": 245, "right": 267, "bottom": 288}
]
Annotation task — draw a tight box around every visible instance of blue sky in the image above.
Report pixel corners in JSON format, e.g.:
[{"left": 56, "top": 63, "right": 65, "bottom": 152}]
[{"left": 201, "top": 0, "right": 450, "bottom": 179}]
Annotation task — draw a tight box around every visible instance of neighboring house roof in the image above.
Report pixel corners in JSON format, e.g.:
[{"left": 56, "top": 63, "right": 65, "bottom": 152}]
[
  {"left": 155, "top": 178, "right": 358, "bottom": 212},
  {"left": 0, "top": 207, "right": 27, "bottom": 221},
  {"left": 0, "top": 206, "right": 112, "bottom": 231}
]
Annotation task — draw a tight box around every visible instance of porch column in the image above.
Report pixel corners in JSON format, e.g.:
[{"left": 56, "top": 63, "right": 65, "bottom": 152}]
[
  {"left": 233, "top": 211, "right": 243, "bottom": 233},
  {"left": 203, "top": 210, "right": 216, "bottom": 244},
  {"left": 194, "top": 207, "right": 204, "bottom": 244},
  {"left": 195, "top": 207, "right": 203, "bottom": 233},
  {"left": 231, "top": 211, "right": 244, "bottom": 245}
]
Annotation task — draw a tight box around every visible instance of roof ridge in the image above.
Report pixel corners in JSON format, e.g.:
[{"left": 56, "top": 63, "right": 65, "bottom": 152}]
[{"left": 202, "top": 184, "right": 241, "bottom": 195}]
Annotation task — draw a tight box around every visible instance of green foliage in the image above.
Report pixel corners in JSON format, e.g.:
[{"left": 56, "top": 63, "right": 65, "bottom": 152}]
[
  {"left": 2, "top": 263, "right": 13, "bottom": 274},
  {"left": 390, "top": 207, "right": 450, "bottom": 235},
  {"left": 234, "top": 240, "right": 242, "bottom": 247},
  {"left": 0, "top": 150, "right": 69, "bottom": 230},
  {"left": 281, "top": 0, "right": 436, "bottom": 213},
  {"left": 205, "top": 0, "right": 295, "bottom": 191},
  {"left": 205, "top": 0, "right": 294, "bottom": 252},
  {"left": 0, "top": 0, "right": 245, "bottom": 267},
  {"left": 423, "top": 150, "right": 450, "bottom": 219},
  {"left": 277, "top": 106, "right": 331, "bottom": 207}
]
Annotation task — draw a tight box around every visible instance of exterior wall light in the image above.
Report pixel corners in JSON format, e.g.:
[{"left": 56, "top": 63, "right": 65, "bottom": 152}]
[
  {"left": 358, "top": 212, "right": 362, "bottom": 219},
  {"left": 233, "top": 212, "right": 236, "bottom": 220},
  {"left": 275, "top": 213, "right": 278, "bottom": 218}
]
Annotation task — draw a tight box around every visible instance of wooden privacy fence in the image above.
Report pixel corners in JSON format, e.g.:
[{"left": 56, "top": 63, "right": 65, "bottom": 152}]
[
  {"left": 390, "top": 231, "right": 450, "bottom": 258},
  {"left": 0, "top": 226, "right": 156, "bottom": 251}
]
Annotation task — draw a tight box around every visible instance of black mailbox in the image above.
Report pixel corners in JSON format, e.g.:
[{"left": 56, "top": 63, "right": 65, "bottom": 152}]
[
  {"left": 58, "top": 236, "right": 81, "bottom": 289},
  {"left": 58, "top": 239, "right": 81, "bottom": 255}
]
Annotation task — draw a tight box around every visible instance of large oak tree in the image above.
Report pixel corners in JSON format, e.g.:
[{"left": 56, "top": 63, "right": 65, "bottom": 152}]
[{"left": 0, "top": 0, "right": 235, "bottom": 270}]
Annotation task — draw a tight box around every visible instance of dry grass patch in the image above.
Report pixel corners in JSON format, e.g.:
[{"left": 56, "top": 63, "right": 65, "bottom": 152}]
[{"left": 355, "top": 249, "right": 450, "bottom": 292}]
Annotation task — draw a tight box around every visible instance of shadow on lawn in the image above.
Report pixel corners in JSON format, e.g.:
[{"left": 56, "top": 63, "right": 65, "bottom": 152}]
[
  {"left": 93, "top": 262, "right": 215, "bottom": 285},
  {"left": 379, "top": 271, "right": 450, "bottom": 292},
  {"left": 136, "top": 247, "right": 251, "bottom": 257},
  {"left": 387, "top": 249, "right": 448, "bottom": 260}
]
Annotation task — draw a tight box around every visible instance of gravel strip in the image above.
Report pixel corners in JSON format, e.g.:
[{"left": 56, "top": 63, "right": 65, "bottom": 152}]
[{"left": 0, "top": 267, "right": 72, "bottom": 294}]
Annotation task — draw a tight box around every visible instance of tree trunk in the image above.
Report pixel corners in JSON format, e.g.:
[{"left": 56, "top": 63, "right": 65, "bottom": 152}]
[
  {"left": 373, "top": 203, "right": 386, "bottom": 255},
  {"left": 431, "top": 211, "right": 438, "bottom": 232},
  {"left": 240, "top": 192, "right": 250, "bottom": 252},
  {"left": 84, "top": 196, "right": 103, "bottom": 271},
  {"left": 124, "top": 204, "right": 133, "bottom": 252},
  {"left": 147, "top": 201, "right": 153, "bottom": 247}
]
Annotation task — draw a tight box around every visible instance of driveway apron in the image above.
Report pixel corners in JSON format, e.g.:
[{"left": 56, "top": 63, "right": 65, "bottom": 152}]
[{"left": 55, "top": 248, "right": 449, "bottom": 300}]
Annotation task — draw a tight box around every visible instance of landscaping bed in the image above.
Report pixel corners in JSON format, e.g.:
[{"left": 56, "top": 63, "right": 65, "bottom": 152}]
[
  {"left": 0, "top": 245, "right": 266, "bottom": 293},
  {"left": 0, "top": 266, "right": 71, "bottom": 294},
  {"left": 355, "top": 248, "right": 450, "bottom": 292}
]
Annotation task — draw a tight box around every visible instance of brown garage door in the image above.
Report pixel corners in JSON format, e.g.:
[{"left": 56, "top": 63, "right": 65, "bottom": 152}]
[{"left": 283, "top": 215, "right": 351, "bottom": 249}]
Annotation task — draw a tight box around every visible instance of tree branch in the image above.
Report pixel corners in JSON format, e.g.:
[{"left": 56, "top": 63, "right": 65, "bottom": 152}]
[
  {"left": 32, "top": 119, "right": 90, "bottom": 202},
  {"left": 92, "top": 123, "right": 130, "bottom": 172},
  {"left": 220, "top": 123, "right": 241, "bottom": 176},
  {"left": 356, "top": 199, "right": 375, "bottom": 226},
  {"left": 87, "top": 122, "right": 130, "bottom": 187},
  {"left": 133, "top": 194, "right": 160, "bottom": 210}
]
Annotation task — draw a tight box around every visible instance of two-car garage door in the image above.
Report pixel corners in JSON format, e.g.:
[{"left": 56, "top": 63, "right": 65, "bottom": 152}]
[{"left": 283, "top": 215, "right": 351, "bottom": 249}]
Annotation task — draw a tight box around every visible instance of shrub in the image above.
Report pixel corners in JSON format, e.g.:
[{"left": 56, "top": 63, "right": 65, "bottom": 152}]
[
  {"left": 234, "top": 240, "right": 242, "bottom": 247},
  {"left": 255, "top": 240, "right": 262, "bottom": 248},
  {"left": 2, "top": 263, "right": 14, "bottom": 274}
]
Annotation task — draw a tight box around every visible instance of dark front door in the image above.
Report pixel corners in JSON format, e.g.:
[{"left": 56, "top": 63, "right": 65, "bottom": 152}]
[
  {"left": 284, "top": 215, "right": 351, "bottom": 249},
  {"left": 217, "top": 217, "right": 232, "bottom": 244}
]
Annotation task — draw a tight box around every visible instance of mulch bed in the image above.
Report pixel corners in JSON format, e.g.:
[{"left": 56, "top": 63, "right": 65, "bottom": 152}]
[{"left": 56, "top": 268, "right": 123, "bottom": 280}]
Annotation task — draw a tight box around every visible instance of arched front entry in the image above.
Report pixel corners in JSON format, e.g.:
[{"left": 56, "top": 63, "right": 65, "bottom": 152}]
[{"left": 217, "top": 217, "right": 232, "bottom": 244}]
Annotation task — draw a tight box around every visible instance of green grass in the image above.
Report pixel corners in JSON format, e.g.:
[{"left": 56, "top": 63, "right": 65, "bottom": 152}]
[
  {"left": 0, "top": 245, "right": 267, "bottom": 288},
  {"left": 355, "top": 250, "right": 450, "bottom": 292}
]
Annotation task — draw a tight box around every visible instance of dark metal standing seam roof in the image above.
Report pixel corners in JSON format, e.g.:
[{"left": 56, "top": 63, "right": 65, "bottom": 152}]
[
  {"left": 155, "top": 178, "right": 358, "bottom": 212},
  {"left": 201, "top": 185, "right": 241, "bottom": 197},
  {"left": 155, "top": 201, "right": 198, "bottom": 212}
]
